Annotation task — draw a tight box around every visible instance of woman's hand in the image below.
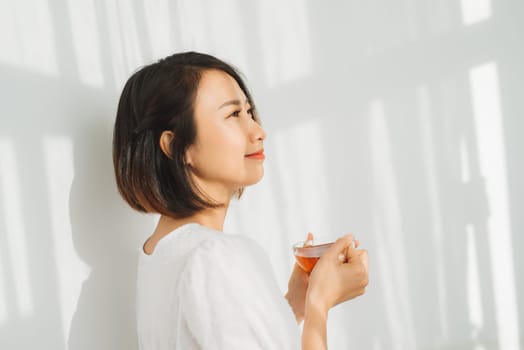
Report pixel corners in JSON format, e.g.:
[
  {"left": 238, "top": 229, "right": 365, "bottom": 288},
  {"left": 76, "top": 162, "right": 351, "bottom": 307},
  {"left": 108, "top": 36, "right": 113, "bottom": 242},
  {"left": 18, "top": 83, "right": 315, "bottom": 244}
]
[
  {"left": 285, "top": 232, "right": 313, "bottom": 324},
  {"left": 306, "top": 234, "right": 369, "bottom": 314}
]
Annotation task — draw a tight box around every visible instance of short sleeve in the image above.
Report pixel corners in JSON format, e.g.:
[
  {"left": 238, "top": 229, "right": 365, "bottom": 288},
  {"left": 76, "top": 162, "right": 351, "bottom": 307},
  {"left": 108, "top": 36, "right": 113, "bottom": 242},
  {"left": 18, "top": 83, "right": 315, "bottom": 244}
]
[{"left": 179, "top": 236, "right": 300, "bottom": 350}]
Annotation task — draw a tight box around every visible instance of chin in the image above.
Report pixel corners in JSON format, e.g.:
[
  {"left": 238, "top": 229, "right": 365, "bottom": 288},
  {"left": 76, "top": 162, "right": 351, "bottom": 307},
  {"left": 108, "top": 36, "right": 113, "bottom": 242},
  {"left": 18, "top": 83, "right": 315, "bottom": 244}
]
[{"left": 243, "top": 171, "right": 264, "bottom": 187}]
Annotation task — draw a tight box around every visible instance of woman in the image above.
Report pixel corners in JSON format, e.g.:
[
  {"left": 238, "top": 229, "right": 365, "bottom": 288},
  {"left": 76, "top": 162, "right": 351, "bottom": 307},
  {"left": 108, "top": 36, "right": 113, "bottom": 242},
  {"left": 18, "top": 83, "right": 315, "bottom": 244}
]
[{"left": 113, "top": 51, "right": 369, "bottom": 349}]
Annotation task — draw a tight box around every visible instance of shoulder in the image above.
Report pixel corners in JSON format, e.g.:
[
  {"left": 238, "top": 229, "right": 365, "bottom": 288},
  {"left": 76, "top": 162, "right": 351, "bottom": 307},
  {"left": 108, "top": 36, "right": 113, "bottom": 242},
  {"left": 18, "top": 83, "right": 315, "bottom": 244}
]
[
  {"left": 182, "top": 223, "right": 265, "bottom": 259},
  {"left": 187, "top": 231, "right": 267, "bottom": 271}
]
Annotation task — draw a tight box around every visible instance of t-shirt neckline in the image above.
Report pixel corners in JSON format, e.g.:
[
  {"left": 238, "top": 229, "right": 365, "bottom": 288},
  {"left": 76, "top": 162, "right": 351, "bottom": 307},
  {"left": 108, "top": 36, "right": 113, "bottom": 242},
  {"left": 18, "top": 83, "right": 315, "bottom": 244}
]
[{"left": 140, "top": 222, "right": 202, "bottom": 257}]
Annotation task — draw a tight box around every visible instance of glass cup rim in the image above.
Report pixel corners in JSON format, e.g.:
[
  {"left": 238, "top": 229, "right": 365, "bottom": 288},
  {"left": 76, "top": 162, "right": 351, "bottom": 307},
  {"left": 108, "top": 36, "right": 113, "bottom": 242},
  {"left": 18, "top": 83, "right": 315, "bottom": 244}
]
[
  {"left": 292, "top": 238, "right": 335, "bottom": 258},
  {"left": 291, "top": 236, "right": 335, "bottom": 249}
]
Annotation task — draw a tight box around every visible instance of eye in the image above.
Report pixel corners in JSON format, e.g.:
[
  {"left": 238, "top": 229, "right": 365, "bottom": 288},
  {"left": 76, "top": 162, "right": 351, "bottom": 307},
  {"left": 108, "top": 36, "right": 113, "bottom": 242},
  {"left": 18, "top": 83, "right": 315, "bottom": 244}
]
[{"left": 229, "top": 110, "right": 241, "bottom": 118}]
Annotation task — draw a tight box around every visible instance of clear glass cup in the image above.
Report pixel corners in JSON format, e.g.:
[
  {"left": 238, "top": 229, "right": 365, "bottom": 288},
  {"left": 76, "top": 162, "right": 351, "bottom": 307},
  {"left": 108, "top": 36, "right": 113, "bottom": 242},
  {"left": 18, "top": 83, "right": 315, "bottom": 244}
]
[{"left": 292, "top": 237, "right": 334, "bottom": 273}]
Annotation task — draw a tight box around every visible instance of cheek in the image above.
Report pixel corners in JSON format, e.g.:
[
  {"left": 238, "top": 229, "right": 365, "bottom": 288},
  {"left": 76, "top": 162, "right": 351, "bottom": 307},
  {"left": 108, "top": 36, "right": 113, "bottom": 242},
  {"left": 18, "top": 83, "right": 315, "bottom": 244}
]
[
  {"left": 194, "top": 127, "right": 245, "bottom": 168},
  {"left": 210, "top": 125, "right": 245, "bottom": 154}
]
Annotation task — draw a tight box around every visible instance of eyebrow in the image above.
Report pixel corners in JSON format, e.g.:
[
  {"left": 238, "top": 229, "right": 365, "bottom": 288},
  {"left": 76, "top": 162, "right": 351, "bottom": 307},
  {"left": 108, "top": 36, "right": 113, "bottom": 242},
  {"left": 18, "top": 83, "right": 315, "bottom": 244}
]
[{"left": 217, "top": 98, "right": 250, "bottom": 110}]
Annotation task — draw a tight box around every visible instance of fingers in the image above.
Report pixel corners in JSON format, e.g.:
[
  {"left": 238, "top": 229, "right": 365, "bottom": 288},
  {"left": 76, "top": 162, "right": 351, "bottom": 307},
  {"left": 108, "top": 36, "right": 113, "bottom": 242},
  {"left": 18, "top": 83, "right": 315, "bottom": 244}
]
[
  {"left": 355, "top": 250, "right": 369, "bottom": 291},
  {"left": 358, "top": 250, "right": 369, "bottom": 273},
  {"left": 325, "top": 234, "right": 354, "bottom": 259},
  {"left": 345, "top": 238, "right": 359, "bottom": 261},
  {"left": 327, "top": 234, "right": 363, "bottom": 265}
]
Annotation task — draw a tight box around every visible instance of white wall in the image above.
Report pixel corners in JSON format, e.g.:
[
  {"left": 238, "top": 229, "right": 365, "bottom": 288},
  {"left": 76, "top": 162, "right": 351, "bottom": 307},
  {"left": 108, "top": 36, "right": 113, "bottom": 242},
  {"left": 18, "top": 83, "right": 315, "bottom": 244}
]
[{"left": 1, "top": 1, "right": 523, "bottom": 349}]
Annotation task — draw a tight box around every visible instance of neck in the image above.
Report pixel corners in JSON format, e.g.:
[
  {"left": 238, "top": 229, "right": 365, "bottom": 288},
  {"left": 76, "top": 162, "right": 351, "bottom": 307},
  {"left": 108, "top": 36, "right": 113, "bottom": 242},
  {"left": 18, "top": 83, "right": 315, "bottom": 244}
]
[
  {"left": 154, "top": 204, "right": 229, "bottom": 237},
  {"left": 184, "top": 182, "right": 237, "bottom": 231},
  {"left": 184, "top": 205, "right": 229, "bottom": 232}
]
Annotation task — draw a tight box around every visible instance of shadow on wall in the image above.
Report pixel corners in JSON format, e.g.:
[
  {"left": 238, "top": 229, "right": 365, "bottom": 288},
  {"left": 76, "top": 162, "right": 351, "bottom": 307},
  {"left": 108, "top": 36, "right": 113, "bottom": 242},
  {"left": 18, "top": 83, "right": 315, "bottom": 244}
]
[
  {"left": 0, "top": 64, "right": 149, "bottom": 349},
  {"left": 67, "top": 117, "right": 148, "bottom": 350}
]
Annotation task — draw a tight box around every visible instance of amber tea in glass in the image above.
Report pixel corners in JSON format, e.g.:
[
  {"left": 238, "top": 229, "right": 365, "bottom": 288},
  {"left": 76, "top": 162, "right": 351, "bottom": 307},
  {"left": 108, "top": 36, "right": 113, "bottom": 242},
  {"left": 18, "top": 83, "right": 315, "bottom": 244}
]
[{"left": 292, "top": 238, "right": 334, "bottom": 273}]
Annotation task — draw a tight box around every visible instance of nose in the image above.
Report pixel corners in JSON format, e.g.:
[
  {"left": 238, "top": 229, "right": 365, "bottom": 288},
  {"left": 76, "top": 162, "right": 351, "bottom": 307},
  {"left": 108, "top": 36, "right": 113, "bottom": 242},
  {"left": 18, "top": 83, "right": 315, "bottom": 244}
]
[{"left": 249, "top": 119, "right": 266, "bottom": 142}]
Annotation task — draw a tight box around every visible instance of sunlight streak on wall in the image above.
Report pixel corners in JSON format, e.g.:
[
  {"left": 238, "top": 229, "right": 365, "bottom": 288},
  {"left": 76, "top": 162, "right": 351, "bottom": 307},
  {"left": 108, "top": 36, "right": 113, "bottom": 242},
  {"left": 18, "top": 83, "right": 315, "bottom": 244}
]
[
  {"left": 0, "top": 139, "right": 34, "bottom": 317},
  {"left": 144, "top": 0, "right": 173, "bottom": 58},
  {"left": 370, "top": 100, "right": 417, "bottom": 350},
  {"left": 176, "top": 0, "right": 249, "bottom": 74},
  {"left": 205, "top": 0, "right": 249, "bottom": 73},
  {"left": 177, "top": 0, "right": 209, "bottom": 49},
  {"left": 66, "top": 0, "right": 104, "bottom": 87},
  {"left": 104, "top": 0, "right": 144, "bottom": 90},
  {"left": 460, "top": 0, "right": 492, "bottom": 26},
  {"left": 416, "top": 85, "right": 449, "bottom": 340},
  {"left": 469, "top": 62, "right": 520, "bottom": 350},
  {"left": 0, "top": 0, "right": 58, "bottom": 76},
  {"left": 461, "top": 137, "right": 485, "bottom": 339},
  {"left": 0, "top": 238, "right": 6, "bottom": 324},
  {"left": 43, "top": 136, "right": 91, "bottom": 346},
  {"left": 256, "top": 0, "right": 312, "bottom": 87},
  {"left": 466, "top": 224, "right": 484, "bottom": 335}
]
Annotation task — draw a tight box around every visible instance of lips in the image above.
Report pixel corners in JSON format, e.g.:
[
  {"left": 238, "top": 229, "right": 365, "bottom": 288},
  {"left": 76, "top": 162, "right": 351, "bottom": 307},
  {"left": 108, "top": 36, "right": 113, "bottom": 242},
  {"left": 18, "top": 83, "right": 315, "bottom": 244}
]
[{"left": 245, "top": 149, "right": 265, "bottom": 159}]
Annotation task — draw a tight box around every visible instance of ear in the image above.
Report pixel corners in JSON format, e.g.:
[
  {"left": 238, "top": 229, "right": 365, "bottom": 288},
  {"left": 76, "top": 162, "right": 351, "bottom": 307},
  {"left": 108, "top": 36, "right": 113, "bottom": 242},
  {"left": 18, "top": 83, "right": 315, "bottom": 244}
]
[{"left": 159, "top": 130, "right": 175, "bottom": 159}]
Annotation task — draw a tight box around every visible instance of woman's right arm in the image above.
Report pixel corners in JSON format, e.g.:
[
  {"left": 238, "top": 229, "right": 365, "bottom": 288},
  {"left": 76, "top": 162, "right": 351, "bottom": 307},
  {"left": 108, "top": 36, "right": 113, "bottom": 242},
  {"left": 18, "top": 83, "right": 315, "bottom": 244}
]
[
  {"left": 302, "top": 298, "right": 329, "bottom": 350},
  {"left": 301, "top": 234, "right": 369, "bottom": 349}
]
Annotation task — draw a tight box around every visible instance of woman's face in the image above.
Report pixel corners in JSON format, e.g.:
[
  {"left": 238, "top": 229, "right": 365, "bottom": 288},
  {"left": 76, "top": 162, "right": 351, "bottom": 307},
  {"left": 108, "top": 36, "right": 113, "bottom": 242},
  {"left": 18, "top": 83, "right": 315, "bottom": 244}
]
[{"left": 185, "top": 69, "right": 266, "bottom": 200}]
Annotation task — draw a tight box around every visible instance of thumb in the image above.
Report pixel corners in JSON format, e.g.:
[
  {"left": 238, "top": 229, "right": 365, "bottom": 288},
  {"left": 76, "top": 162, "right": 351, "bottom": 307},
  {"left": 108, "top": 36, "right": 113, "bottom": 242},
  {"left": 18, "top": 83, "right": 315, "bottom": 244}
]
[{"left": 303, "top": 232, "right": 314, "bottom": 247}]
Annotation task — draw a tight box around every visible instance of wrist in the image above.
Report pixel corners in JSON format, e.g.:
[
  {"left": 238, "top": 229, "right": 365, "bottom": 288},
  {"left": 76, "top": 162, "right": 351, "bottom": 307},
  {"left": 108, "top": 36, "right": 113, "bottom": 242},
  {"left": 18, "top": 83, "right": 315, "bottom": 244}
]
[
  {"left": 302, "top": 297, "right": 329, "bottom": 348},
  {"left": 302, "top": 289, "right": 329, "bottom": 350},
  {"left": 304, "top": 291, "right": 329, "bottom": 320}
]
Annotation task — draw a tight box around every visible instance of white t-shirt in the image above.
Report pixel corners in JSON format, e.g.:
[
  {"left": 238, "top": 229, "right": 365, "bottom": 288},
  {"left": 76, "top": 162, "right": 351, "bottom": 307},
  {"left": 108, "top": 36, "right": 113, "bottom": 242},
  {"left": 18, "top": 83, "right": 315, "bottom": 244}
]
[{"left": 136, "top": 222, "right": 300, "bottom": 349}]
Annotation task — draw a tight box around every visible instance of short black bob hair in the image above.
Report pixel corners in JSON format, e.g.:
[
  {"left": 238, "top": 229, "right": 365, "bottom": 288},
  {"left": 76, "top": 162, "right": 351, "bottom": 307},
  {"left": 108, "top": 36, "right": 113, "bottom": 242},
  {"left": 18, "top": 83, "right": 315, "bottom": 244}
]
[{"left": 112, "top": 51, "right": 260, "bottom": 218}]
